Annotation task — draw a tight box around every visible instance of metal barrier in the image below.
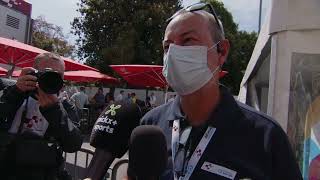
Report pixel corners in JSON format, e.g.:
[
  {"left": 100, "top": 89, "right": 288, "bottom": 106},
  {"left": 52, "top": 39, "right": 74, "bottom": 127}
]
[
  {"left": 64, "top": 147, "right": 95, "bottom": 180},
  {"left": 111, "top": 159, "right": 129, "bottom": 180},
  {"left": 64, "top": 148, "right": 129, "bottom": 180},
  {"left": 72, "top": 108, "right": 91, "bottom": 134},
  {"left": 79, "top": 108, "right": 91, "bottom": 133}
]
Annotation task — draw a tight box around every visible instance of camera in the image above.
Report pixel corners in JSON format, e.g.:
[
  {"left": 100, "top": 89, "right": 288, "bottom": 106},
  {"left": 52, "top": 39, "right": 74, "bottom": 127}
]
[{"left": 28, "top": 68, "right": 64, "bottom": 94}]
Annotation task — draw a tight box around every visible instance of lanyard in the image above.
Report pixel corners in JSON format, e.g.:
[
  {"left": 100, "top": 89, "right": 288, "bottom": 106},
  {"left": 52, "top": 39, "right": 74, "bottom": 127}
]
[
  {"left": 172, "top": 119, "right": 216, "bottom": 180},
  {"left": 18, "top": 97, "right": 29, "bottom": 134}
]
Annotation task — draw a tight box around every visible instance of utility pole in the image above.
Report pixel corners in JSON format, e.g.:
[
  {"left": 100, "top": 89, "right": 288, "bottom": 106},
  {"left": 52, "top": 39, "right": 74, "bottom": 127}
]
[{"left": 258, "top": 0, "right": 262, "bottom": 33}]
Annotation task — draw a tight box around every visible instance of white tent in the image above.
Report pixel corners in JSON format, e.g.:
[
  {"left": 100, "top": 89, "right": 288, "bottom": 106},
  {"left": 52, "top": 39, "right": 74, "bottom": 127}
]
[{"left": 238, "top": 0, "right": 320, "bottom": 178}]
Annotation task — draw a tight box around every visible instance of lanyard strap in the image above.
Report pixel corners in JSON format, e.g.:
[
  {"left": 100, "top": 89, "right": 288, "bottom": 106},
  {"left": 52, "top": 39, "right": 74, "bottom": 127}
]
[
  {"left": 172, "top": 119, "right": 216, "bottom": 180},
  {"left": 172, "top": 120, "right": 180, "bottom": 163},
  {"left": 18, "top": 98, "right": 29, "bottom": 134}
]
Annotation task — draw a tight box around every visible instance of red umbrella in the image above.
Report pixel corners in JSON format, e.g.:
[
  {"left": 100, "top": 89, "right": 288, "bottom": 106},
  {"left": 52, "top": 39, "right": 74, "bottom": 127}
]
[
  {"left": 62, "top": 57, "right": 98, "bottom": 71},
  {"left": 12, "top": 69, "right": 21, "bottom": 77},
  {"left": 0, "top": 67, "right": 7, "bottom": 75},
  {"left": 0, "top": 67, "right": 18, "bottom": 77},
  {"left": 6, "top": 69, "right": 118, "bottom": 84},
  {"left": 110, "top": 65, "right": 228, "bottom": 89},
  {"left": 0, "top": 69, "right": 22, "bottom": 77},
  {"left": 110, "top": 65, "right": 167, "bottom": 88},
  {"left": 64, "top": 70, "right": 118, "bottom": 84},
  {"left": 0, "top": 37, "right": 98, "bottom": 71}
]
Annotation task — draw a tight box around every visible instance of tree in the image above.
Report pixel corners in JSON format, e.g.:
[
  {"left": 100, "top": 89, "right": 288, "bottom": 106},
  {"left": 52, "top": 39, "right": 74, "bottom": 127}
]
[
  {"left": 32, "top": 16, "right": 75, "bottom": 57},
  {"left": 72, "top": 0, "right": 257, "bottom": 94},
  {"left": 224, "top": 30, "right": 258, "bottom": 94},
  {"left": 201, "top": 0, "right": 258, "bottom": 94},
  {"left": 71, "top": 0, "right": 179, "bottom": 73}
]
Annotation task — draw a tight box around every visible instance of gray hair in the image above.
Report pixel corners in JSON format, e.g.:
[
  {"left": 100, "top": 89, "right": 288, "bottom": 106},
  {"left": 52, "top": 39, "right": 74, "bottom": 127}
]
[
  {"left": 174, "top": 10, "right": 225, "bottom": 43},
  {"left": 33, "top": 52, "right": 65, "bottom": 69},
  {"left": 206, "top": 13, "right": 225, "bottom": 42}
]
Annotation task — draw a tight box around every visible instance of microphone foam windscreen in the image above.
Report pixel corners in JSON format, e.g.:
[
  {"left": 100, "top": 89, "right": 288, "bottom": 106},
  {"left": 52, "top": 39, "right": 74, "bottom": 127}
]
[
  {"left": 90, "top": 102, "right": 142, "bottom": 158},
  {"left": 128, "top": 125, "right": 168, "bottom": 178}
]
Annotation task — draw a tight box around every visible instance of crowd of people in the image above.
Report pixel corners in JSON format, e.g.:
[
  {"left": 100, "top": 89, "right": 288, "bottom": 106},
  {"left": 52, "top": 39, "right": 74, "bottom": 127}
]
[{"left": 56, "top": 85, "right": 158, "bottom": 126}]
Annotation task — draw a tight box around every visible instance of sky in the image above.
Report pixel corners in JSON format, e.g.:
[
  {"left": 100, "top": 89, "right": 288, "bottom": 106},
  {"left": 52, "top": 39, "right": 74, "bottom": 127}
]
[
  {"left": 27, "top": 0, "right": 271, "bottom": 45},
  {"left": 183, "top": 0, "right": 270, "bottom": 31}
]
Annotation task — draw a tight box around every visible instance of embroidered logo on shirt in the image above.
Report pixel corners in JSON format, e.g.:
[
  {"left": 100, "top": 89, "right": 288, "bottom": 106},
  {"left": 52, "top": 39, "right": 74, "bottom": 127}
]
[{"left": 201, "top": 161, "right": 237, "bottom": 180}]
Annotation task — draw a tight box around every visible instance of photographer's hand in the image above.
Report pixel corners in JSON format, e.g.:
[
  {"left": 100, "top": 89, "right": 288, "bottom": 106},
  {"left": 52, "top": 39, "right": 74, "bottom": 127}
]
[
  {"left": 36, "top": 87, "right": 59, "bottom": 108},
  {"left": 16, "top": 67, "right": 37, "bottom": 92}
]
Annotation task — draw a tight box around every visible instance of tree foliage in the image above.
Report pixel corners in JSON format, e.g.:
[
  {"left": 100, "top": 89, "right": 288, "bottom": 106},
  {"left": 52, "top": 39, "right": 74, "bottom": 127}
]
[
  {"left": 71, "top": 0, "right": 179, "bottom": 73},
  {"left": 202, "top": 0, "right": 258, "bottom": 94},
  {"left": 32, "top": 16, "right": 74, "bottom": 57},
  {"left": 72, "top": 0, "right": 257, "bottom": 94}
]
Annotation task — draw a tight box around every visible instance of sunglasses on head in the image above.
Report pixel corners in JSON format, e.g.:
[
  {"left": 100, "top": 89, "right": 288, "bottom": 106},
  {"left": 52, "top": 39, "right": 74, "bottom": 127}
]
[{"left": 166, "top": 2, "right": 223, "bottom": 34}]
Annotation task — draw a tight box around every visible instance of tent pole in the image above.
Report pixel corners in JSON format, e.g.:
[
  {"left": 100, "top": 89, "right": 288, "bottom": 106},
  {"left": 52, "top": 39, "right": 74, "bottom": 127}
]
[
  {"left": 6, "top": 64, "right": 15, "bottom": 79},
  {"left": 258, "top": 0, "right": 262, "bottom": 33},
  {"left": 146, "top": 89, "right": 149, "bottom": 101}
]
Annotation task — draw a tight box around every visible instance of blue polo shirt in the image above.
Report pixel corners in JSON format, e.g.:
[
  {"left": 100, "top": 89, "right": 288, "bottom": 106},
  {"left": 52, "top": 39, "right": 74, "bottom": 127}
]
[{"left": 141, "top": 88, "right": 302, "bottom": 180}]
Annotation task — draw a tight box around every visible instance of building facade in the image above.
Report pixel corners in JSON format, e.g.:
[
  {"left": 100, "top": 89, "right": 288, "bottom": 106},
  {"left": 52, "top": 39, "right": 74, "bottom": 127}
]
[{"left": 0, "top": 0, "right": 32, "bottom": 44}]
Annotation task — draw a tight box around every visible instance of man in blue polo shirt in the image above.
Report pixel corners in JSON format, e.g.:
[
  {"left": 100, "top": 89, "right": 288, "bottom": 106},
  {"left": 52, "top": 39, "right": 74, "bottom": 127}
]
[{"left": 141, "top": 2, "right": 302, "bottom": 180}]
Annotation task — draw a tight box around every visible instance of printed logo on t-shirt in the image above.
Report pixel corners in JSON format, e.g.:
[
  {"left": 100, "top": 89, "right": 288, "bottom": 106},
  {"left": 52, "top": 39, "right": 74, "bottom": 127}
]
[
  {"left": 105, "top": 104, "right": 121, "bottom": 116},
  {"left": 10, "top": 97, "right": 49, "bottom": 136},
  {"left": 93, "top": 104, "right": 121, "bottom": 134}
]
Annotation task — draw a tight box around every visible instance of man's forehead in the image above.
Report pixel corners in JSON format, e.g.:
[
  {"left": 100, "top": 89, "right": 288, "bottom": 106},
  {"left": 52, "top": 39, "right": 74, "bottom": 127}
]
[
  {"left": 36, "top": 59, "right": 65, "bottom": 72},
  {"left": 165, "top": 12, "right": 209, "bottom": 36}
]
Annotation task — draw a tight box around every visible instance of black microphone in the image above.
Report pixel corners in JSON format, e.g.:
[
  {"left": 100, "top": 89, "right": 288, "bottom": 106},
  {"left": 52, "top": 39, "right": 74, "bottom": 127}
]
[
  {"left": 87, "top": 102, "right": 142, "bottom": 180},
  {"left": 128, "top": 125, "right": 168, "bottom": 180}
]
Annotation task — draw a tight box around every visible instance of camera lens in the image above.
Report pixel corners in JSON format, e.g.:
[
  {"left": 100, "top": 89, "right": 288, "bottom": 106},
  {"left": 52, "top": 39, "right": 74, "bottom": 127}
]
[{"left": 38, "top": 71, "right": 63, "bottom": 94}]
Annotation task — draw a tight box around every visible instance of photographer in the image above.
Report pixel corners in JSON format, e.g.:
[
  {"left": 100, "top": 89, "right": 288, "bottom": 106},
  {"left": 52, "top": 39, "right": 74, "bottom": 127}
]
[{"left": 0, "top": 53, "right": 82, "bottom": 180}]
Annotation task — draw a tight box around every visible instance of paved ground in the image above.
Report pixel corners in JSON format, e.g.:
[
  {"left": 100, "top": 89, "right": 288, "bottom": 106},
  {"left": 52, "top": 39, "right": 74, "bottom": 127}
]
[{"left": 64, "top": 135, "right": 128, "bottom": 180}]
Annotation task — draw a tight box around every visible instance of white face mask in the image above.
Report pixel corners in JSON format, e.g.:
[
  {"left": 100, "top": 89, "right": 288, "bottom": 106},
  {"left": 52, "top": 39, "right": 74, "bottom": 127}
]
[{"left": 162, "top": 42, "right": 220, "bottom": 95}]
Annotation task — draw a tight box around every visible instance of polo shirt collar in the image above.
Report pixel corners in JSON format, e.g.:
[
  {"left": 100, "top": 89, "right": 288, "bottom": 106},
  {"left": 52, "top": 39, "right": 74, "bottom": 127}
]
[
  {"left": 167, "top": 95, "right": 186, "bottom": 121},
  {"left": 208, "top": 87, "right": 244, "bottom": 130},
  {"left": 166, "top": 87, "right": 244, "bottom": 130}
]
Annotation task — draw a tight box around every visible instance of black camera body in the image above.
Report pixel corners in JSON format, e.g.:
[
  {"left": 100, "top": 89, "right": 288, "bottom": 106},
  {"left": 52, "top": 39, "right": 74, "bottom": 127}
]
[{"left": 28, "top": 68, "right": 64, "bottom": 94}]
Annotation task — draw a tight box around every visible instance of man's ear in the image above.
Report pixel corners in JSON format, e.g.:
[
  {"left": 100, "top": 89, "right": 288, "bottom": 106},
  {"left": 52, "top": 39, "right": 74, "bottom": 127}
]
[
  {"left": 218, "top": 39, "right": 230, "bottom": 66},
  {"left": 217, "top": 44, "right": 223, "bottom": 53}
]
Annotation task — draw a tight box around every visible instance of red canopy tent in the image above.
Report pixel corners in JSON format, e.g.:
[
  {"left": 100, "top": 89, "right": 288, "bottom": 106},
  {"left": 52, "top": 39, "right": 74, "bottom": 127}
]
[
  {"left": 110, "top": 65, "right": 167, "bottom": 88},
  {"left": 111, "top": 64, "right": 228, "bottom": 103},
  {"left": 3, "top": 69, "right": 118, "bottom": 84},
  {"left": 0, "top": 67, "right": 6, "bottom": 76},
  {"left": 64, "top": 70, "right": 118, "bottom": 84},
  {"left": 5, "top": 69, "right": 21, "bottom": 77},
  {"left": 110, "top": 64, "right": 228, "bottom": 89},
  {"left": 0, "top": 37, "right": 97, "bottom": 72}
]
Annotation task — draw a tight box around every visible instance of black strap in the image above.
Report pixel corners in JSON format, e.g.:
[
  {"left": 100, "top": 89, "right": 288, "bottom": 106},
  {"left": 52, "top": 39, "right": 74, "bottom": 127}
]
[{"left": 17, "top": 97, "right": 29, "bottom": 134}]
